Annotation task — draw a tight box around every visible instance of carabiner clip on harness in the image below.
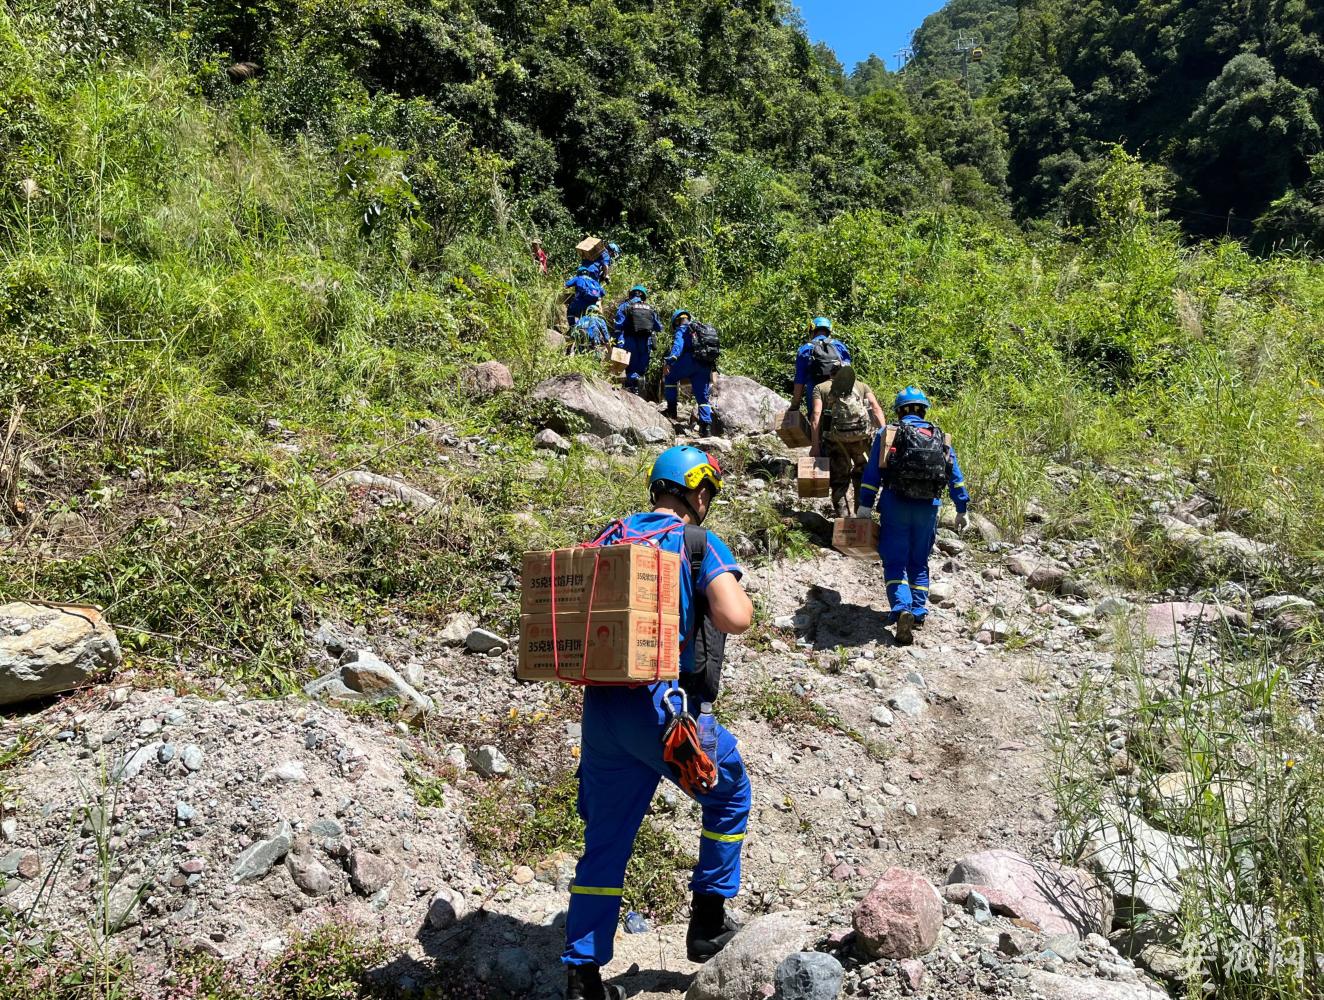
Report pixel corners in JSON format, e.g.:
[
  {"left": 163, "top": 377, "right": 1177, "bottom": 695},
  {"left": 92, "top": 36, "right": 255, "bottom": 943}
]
[{"left": 660, "top": 685, "right": 718, "bottom": 797}]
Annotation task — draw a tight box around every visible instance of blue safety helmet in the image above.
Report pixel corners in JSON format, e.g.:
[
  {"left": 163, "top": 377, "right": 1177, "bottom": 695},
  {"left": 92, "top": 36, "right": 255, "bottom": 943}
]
[
  {"left": 609, "top": 242, "right": 621, "bottom": 254},
  {"left": 630, "top": 284, "right": 649, "bottom": 298},
  {"left": 649, "top": 445, "right": 725, "bottom": 506},
  {"left": 671, "top": 308, "right": 692, "bottom": 328},
  {"left": 893, "top": 386, "right": 931, "bottom": 414},
  {"left": 576, "top": 266, "right": 590, "bottom": 275},
  {"left": 811, "top": 316, "right": 833, "bottom": 333}
]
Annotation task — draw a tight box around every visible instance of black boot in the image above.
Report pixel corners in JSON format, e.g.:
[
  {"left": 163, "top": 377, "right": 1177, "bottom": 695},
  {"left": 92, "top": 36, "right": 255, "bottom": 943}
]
[
  {"left": 664, "top": 404, "right": 679, "bottom": 421},
  {"left": 894, "top": 609, "right": 914, "bottom": 646},
  {"left": 565, "top": 963, "right": 625, "bottom": 1000},
  {"left": 687, "top": 892, "right": 740, "bottom": 963}
]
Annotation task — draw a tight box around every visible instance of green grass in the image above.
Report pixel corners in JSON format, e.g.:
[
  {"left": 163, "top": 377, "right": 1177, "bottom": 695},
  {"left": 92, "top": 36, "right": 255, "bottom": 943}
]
[
  {"left": 741, "top": 679, "right": 890, "bottom": 762},
  {"left": 1050, "top": 620, "right": 1324, "bottom": 998}
]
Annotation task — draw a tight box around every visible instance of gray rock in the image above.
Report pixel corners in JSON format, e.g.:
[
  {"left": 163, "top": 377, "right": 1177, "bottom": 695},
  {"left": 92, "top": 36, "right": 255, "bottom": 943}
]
[
  {"left": 427, "top": 885, "right": 468, "bottom": 929},
  {"left": 887, "top": 687, "right": 926, "bottom": 719},
  {"left": 1253, "top": 594, "right": 1314, "bottom": 617},
  {"left": 158, "top": 743, "right": 176, "bottom": 763},
  {"left": 1044, "top": 934, "right": 1082, "bottom": 963},
  {"left": 440, "top": 612, "right": 479, "bottom": 646},
  {"left": 870, "top": 705, "right": 895, "bottom": 728},
  {"left": 309, "top": 818, "right": 344, "bottom": 839},
  {"left": 1094, "top": 596, "right": 1131, "bottom": 618},
  {"left": 966, "top": 890, "right": 992, "bottom": 924},
  {"left": 181, "top": 744, "right": 204, "bottom": 772},
  {"left": 325, "top": 470, "right": 437, "bottom": 511},
  {"left": 927, "top": 580, "right": 956, "bottom": 603},
  {"left": 336, "top": 650, "right": 433, "bottom": 719},
  {"left": 530, "top": 373, "right": 674, "bottom": 443},
  {"left": 348, "top": 849, "right": 393, "bottom": 896},
  {"left": 174, "top": 801, "right": 197, "bottom": 825},
  {"left": 687, "top": 912, "right": 815, "bottom": 1000},
  {"left": 231, "top": 820, "right": 293, "bottom": 883},
  {"left": 0, "top": 851, "right": 21, "bottom": 875},
  {"left": 0, "top": 602, "right": 122, "bottom": 706},
  {"left": 103, "top": 879, "right": 144, "bottom": 933},
  {"left": 533, "top": 428, "right": 572, "bottom": 455},
  {"left": 261, "top": 760, "right": 306, "bottom": 784},
  {"left": 312, "top": 621, "right": 355, "bottom": 656},
  {"left": 113, "top": 742, "right": 164, "bottom": 783},
  {"left": 286, "top": 851, "right": 333, "bottom": 897},
  {"left": 1079, "top": 804, "right": 1196, "bottom": 916},
  {"left": 470, "top": 744, "right": 511, "bottom": 778},
  {"left": 464, "top": 629, "right": 509, "bottom": 654},
  {"left": 711, "top": 375, "right": 791, "bottom": 437},
  {"left": 1028, "top": 564, "right": 1068, "bottom": 593},
  {"left": 969, "top": 513, "right": 1003, "bottom": 544},
  {"left": 494, "top": 946, "right": 535, "bottom": 993},
  {"left": 0, "top": 819, "right": 15, "bottom": 843},
  {"left": 774, "top": 952, "right": 844, "bottom": 1000},
  {"left": 1027, "top": 970, "right": 1167, "bottom": 999}
]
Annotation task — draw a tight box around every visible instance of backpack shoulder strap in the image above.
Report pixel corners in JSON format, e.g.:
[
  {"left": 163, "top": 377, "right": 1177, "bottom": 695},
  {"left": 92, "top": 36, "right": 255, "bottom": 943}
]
[{"left": 683, "top": 524, "right": 707, "bottom": 591}]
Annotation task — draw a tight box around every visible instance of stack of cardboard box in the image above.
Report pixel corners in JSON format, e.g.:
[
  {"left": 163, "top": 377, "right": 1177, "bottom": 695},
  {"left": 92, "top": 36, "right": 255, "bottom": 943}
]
[
  {"left": 796, "top": 456, "right": 831, "bottom": 498},
  {"left": 518, "top": 544, "right": 681, "bottom": 683}
]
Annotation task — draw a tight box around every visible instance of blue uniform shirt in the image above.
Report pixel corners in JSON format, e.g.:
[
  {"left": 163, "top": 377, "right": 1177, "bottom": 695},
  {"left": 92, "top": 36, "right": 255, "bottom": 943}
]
[
  {"left": 794, "top": 335, "right": 852, "bottom": 386},
  {"left": 572, "top": 315, "right": 610, "bottom": 347},
  {"left": 614, "top": 295, "right": 662, "bottom": 346},
  {"left": 667, "top": 322, "right": 693, "bottom": 362},
  {"left": 858, "top": 415, "right": 970, "bottom": 513},
  {"left": 565, "top": 273, "right": 604, "bottom": 312},
  {"left": 593, "top": 511, "right": 742, "bottom": 673}
]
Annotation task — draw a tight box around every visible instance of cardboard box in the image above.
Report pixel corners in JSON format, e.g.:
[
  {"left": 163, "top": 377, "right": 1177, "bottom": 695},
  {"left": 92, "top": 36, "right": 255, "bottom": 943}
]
[
  {"left": 833, "top": 517, "right": 879, "bottom": 557},
  {"left": 576, "top": 236, "right": 607, "bottom": 260},
  {"left": 776, "top": 409, "right": 810, "bottom": 448},
  {"left": 517, "top": 611, "right": 681, "bottom": 683},
  {"left": 521, "top": 544, "right": 681, "bottom": 616},
  {"left": 797, "top": 457, "right": 831, "bottom": 498},
  {"left": 608, "top": 347, "right": 630, "bottom": 374}
]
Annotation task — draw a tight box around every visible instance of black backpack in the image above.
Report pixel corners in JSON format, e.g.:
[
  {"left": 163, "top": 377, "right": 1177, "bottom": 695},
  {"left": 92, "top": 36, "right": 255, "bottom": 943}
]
[
  {"left": 806, "top": 339, "right": 842, "bottom": 384},
  {"left": 690, "top": 322, "right": 721, "bottom": 368},
  {"left": 888, "top": 422, "right": 951, "bottom": 501},
  {"left": 681, "top": 524, "right": 727, "bottom": 705},
  {"left": 623, "top": 300, "right": 655, "bottom": 337}
]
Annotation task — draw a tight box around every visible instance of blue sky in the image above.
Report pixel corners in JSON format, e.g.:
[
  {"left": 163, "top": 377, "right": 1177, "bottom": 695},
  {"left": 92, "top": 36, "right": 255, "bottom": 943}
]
[{"left": 794, "top": 0, "right": 946, "bottom": 72}]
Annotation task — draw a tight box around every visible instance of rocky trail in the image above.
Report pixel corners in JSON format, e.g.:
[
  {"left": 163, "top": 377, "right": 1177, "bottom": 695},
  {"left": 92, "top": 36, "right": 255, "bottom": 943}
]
[{"left": 0, "top": 379, "right": 1304, "bottom": 1000}]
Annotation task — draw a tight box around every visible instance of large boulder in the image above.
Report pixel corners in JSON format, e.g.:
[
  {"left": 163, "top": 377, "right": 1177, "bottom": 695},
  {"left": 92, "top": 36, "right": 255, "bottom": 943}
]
[
  {"left": 461, "top": 360, "right": 514, "bottom": 398},
  {"left": 1144, "top": 601, "right": 1246, "bottom": 641},
  {"left": 530, "top": 373, "right": 673, "bottom": 444},
  {"left": 0, "top": 602, "right": 121, "bottom": 706},
  {"left": 1027, "top": 971, "right": 1169, "bottom": 1000},
  {"left": 1078, "top": 805, "right": 1197, "bottom": 916},
  {"left": 852, "top": 866, "right": 943, "bottom": 960},
  {"left": 326, "top": 471, "right": 437, "bottom": 512},
  {"left": 713, "top": 375, "right": 791, "bottom": 437},
  {"left": 1151, "top": 515, "right": 1273, "bottom": 578},
  {"left": 686, "top": 912, "right": 815, "bottom": 1000},
  {"left": 945, "top": 849, "right": 1112, "bottom": 938}
]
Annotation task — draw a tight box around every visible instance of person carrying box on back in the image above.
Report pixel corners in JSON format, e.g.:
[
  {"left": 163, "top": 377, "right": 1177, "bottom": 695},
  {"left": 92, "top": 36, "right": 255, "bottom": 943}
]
[
  {"left": 857, "top": 386, "right": 970, "bottom": 646},
  {"left": 561, "top": 446, "right": 754, "bottom": 1000},
  {"left": 808, "top": 364, "right": 886, "bottom": 518}
]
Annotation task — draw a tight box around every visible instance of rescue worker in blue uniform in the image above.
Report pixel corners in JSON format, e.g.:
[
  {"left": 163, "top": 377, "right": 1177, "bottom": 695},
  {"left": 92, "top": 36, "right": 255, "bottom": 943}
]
[
  {"left": 570, "top": 303, "right": 611, "bottom": 355},
  {"left": 614, "top": 285, "right": 662, "bottom": 395},
  {"left": 562, "top": 446, "right": 754, "bottom": 1000},
  {"left": 789, "top": 317, "right": 852, "bottom": 411},
  {"left": 565, "top": 267, "right": 605, "bottom": 325},
  {"left": 663, "top": 308, "right": 715, "bottom": 437},
  {"left": 858, "top": 387, "right": 969, "bottom": 646}
]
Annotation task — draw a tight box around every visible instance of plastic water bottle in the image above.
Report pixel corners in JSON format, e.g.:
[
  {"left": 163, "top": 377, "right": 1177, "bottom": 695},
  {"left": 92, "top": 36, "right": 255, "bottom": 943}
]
[
  {"left": 624, "top": 911, "right": 650, "bottom": 934},
  {"left": 698, "top": 702, "right": 719, "bottom": 761}
]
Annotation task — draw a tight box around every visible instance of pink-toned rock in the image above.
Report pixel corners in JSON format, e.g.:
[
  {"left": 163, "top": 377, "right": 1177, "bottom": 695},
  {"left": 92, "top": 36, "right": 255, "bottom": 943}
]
[
  {"left": 852, "top": 866, "right": 942, "bottom": 960},
  {"left": 830, "top": 862, "right": 854, "bottom": 881},
  {"left": 462, "top": 360, "right": 514, "bottom": 398},
  {"left": 898, "top": 958, "right": 925, "bottom": 992},
  {"left": 1144, "top": 601, "right": 1245, "bottom": 639},
  {"left": 945, "top": 849, "right": 1111, "bottom": 939}
]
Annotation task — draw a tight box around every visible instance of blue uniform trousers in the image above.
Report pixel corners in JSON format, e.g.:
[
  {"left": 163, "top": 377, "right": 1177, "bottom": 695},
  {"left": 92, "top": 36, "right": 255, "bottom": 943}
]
[
  {"left": 623, "top": 335, "right": 652, "bottom": 394},
  {"left": 663, "top": 355, "right": 713, "bottom": 427},
  {"left": 563, "top": 683, "right": 750, "bottom": 968},
  {"left": 878, "top": 490, "right": 938, "bottom": 621}
]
